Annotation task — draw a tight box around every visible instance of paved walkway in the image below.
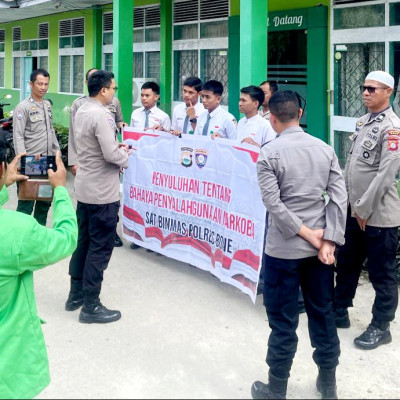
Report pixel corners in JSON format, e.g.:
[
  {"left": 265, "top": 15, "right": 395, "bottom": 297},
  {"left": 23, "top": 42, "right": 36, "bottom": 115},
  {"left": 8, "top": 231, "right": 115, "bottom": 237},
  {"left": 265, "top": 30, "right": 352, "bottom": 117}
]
[{"left": 3, "top": 172, "right": 400, "bottom": 399}]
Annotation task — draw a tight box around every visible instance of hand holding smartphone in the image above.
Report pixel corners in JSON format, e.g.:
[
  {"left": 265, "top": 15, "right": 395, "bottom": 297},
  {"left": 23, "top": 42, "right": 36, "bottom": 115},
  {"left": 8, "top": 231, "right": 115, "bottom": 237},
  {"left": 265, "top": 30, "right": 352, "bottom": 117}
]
[{"left": 20, "top": 155, "right": 57, "bottom": 177}]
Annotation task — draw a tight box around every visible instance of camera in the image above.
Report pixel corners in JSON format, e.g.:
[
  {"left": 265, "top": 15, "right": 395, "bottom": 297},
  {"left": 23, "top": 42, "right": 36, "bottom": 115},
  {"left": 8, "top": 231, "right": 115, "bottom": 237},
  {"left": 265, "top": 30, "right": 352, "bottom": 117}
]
[{"left": 20, "top": 155, "right": 56, "bottom": 177}]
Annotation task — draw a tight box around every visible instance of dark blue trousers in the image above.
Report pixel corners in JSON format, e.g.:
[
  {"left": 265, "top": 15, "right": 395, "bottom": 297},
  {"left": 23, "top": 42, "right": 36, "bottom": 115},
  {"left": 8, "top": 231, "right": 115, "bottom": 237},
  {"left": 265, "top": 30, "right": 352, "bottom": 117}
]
[
  {"left": 334, "top": 213, "right": 398, "bottom": 328},
  {"left": 69, "top": 201, "right": 120, "bottom": 297},
  {"left": 263, "top": 254, "right": 340, "bottom": 379}
]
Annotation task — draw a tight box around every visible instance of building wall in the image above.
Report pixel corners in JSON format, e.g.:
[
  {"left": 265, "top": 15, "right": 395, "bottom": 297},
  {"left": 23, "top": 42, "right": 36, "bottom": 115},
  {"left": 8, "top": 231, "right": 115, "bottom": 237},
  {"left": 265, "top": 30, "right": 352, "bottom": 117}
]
[{"left": 0, "top": 0, "right": 330, "bottom": 128}]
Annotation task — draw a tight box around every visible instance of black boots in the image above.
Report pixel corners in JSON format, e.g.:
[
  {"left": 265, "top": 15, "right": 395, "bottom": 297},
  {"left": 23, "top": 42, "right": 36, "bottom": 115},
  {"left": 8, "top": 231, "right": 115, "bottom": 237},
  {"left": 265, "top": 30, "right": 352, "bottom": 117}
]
[
  {"left": 316, "top": 367, "right": 337, "bottom": 399},
  {"left": 79, "top": 297, "right": 121, "bottom": 324},
  {"left": 65, "top": 278, "right": 84, "bottom": 311},
  {"left": 251, "top": 372, "right": 288, "bottom": 399},
  {"left": 334, "top": 307, "right": 350, "bottom": 328}
]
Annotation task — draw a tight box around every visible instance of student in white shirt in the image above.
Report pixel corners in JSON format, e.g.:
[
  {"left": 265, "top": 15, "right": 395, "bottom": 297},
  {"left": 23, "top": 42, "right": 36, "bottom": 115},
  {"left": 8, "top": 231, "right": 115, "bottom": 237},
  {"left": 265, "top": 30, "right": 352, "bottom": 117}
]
[
  {"left": 129, "top": 81, "right": 170, "bottom": 251},
  {"left": 170, "top": 76, "right": 205, "bottom": 135},
  {"left": 194, "top": 80, "right": 237, "bottom": 140},
  {"left": 130, "top": 81, "right": 171, "bottom": 131},
  {"left": 236, "top": 85, "right": 276, "bottom": 148}
]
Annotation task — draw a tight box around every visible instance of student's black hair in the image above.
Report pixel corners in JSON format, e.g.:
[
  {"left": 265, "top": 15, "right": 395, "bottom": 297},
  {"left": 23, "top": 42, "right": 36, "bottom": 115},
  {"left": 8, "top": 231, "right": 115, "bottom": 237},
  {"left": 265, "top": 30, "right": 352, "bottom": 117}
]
[
  {"left": 259, "top": 80, "right": 279, "bottom": 94},
  {"left": 87, "top": 70, "right": 114, "bottom": 97},
  {"left": 30, "top": 69, "right": 50, "bottom": 82},
  {"left": 142, "top": 81, "right": 160, "bottom": 95},
  {"left": 183, "top": 76, "right": 203, "bottom": 93},
  {"left": 240, "top": 85, "right": 265, "bottom": 109},
  {"left": 202, "top": 80, "right": 224, "bottom": 96},
  {"left": 269, "top": 90, "right": 304, "bottom": 123}
]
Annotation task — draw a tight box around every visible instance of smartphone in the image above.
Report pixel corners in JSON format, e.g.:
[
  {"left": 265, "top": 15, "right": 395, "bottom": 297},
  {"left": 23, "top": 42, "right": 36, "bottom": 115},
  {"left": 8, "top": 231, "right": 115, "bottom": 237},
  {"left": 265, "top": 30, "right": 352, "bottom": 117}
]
[{"left": 20, "top": 155, "right": 56, "bottom": 177}]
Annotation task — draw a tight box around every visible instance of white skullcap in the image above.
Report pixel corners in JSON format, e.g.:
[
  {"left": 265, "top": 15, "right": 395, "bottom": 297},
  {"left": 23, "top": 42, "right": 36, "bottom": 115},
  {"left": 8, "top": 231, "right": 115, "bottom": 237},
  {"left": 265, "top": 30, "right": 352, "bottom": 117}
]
[{"left": 365, "top": 71, "right": 394, "bottom": 89}]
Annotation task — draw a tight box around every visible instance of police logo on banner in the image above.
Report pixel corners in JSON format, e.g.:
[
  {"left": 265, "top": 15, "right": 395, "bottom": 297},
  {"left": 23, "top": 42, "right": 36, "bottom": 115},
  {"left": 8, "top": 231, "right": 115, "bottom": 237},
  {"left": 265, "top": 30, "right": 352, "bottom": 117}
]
[
  {"left": 180, "top": 147, "right": 193, "bottom": 167},
  {"left": 195, "top": 149, "right": 208, "bottom": 168}
]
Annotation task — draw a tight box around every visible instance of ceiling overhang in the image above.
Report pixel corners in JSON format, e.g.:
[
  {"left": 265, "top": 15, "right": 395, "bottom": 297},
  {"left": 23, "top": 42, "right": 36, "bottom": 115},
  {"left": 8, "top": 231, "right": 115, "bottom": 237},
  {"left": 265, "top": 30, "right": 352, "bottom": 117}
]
[{"left": 0, "top": 0, "right": 112, "bottom": 24}]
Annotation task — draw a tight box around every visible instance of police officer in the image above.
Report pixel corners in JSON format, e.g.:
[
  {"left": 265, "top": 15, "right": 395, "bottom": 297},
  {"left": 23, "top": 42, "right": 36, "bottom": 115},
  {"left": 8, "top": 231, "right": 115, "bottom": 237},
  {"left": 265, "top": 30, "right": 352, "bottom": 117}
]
[
  {"left": 13, "top": 68, "right": 60, "bottom": 225},
  {"left": 334, "top": 71, "right": 400, "bottom": 350},
  {"left": 65, "top": 70, "right": 130, "bottom": 323},
  {"left": 68, "top": 67, "right": 127, "bottom": 247},
  {"left": 258, "top": 80, "right": 279, "bottom": 121},
  {"left": 252, "top": 90, "right": 347, "bottom": 399}
]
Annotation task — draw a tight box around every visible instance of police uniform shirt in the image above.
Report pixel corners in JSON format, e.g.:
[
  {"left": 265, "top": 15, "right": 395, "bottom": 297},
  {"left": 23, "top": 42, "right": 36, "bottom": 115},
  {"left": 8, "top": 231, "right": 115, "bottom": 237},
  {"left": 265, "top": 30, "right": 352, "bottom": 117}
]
[
  {"left": 69, "top": 96, "right": 124, "bottom": 166},
  {"left": 171, "top": 101, "right": 206, "bottom": 133},
  {"left": 129, "top": 105, "right": 171, "bottom": 131},
  {"left": 236, "top": 114, "right": 276, "bottom": 146},
  {"left": 13, "top": 97, "right": 60, "bottom": 155},
  {"left": 74, "top": 98, "right": 129, "bottom": 205},
  {"left": 257, "top": 126, "right": 347, "bottom": 259},
  {"left": 345, "top": 106, "right": 400, "bottom": 227},
  {"left": 194, "top": 105, "right": 237, "bottom": 140},
  {"left": 68, "top": 95, "right": 88, "bottom": 166},
  {"left": 106, "top": 97, "right": 124, "bottom": 126},
  {"left": 258, "top": 108, "right": 271, "bottom": 121}
]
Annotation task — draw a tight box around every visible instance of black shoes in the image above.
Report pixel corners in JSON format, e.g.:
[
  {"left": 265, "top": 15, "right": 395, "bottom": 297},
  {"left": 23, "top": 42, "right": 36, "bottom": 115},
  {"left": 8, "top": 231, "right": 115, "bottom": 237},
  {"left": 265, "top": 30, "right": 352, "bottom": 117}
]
[
  {"left": 130, "top": 242, "right": 141, "bottom": 250},
  {"left": 251, "top": 372, "right": 288, "bottom": 399},
  {"left": 114, "top": 233, "right": 123, "bottom": 247},
  {"left": 65, "top": 278, "right": 83, "bottom": 311},
  {"left": 316, "top": 367, "right": 337, "bottom": 399},
  {"left": 354, "top": 325, "right": 392, "bottom": 350},
  {"left": 65, "top": 291, "right": 84, "bottom": 311},
  {"left": 335, "top": 307, "right": 350, "bottom": 328},
  {"left": 79, "top": 299, "right": 121, "bottom": 324}
]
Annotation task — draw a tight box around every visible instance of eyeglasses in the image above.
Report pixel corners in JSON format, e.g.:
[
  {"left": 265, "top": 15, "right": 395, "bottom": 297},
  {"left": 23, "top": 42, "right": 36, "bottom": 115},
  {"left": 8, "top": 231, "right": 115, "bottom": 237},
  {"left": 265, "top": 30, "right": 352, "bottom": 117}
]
[{"left": 360, "top": 85, "right": 386, "bottom": 94}]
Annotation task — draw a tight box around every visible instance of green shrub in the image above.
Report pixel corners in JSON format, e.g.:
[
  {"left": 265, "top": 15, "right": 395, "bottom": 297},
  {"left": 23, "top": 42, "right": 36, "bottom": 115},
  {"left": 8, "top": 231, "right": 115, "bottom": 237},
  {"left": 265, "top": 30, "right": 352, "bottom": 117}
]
[{"left": 53, "top": 123, "right": 69, "bottom": 166}]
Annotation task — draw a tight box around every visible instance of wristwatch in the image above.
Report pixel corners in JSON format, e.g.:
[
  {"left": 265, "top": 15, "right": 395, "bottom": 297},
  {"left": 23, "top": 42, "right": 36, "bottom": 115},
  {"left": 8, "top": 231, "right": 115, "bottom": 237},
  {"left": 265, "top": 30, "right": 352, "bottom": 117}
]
[{"left": 189, "top": 118, "right": 197, "bottom": 123}]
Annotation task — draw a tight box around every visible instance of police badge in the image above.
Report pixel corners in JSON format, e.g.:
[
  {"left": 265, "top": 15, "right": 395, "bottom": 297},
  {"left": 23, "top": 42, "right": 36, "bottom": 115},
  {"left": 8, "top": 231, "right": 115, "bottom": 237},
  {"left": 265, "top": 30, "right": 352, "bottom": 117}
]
[
  {"left": 195, "top": 149, "right": 208, "bottom": 168},
  {"left": 180, "top": 147, "right": 193, "bottom": 167}
]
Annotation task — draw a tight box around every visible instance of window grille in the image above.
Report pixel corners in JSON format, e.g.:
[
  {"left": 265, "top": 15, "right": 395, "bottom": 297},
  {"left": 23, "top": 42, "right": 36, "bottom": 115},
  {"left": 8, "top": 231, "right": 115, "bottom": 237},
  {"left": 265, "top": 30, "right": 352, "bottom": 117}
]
[
  {"left": 38, "top": 23, "right": 49, "bottom": 38},
  {"left": 13, "top": 27, "right": 21, "bottom": 41},
  {"left": 336, "top": 42, "right": 384, "bottom": 118},
  {"left": 200, "top": 0, "right": 229, "bottom": 20},
  {"left": 174, "top": 0, "right": 198, "bottom": 23},
  {"left": 103, "top": 13, "right": 113, "bottom": 32}
]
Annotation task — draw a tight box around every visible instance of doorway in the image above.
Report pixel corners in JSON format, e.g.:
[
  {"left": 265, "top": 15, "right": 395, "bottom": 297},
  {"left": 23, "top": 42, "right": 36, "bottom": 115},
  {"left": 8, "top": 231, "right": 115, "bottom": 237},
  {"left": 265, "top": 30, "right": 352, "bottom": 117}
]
[{"left": 268, "top": 29, "right": 307, "bottom": 129}]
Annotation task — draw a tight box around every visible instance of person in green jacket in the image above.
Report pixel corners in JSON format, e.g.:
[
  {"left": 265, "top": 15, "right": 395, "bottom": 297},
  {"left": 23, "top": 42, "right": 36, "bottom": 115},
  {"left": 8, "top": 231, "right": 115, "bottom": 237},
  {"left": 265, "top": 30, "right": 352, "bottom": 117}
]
[{"left": 0, "top": 145, "right": 78, "bottom": 399}]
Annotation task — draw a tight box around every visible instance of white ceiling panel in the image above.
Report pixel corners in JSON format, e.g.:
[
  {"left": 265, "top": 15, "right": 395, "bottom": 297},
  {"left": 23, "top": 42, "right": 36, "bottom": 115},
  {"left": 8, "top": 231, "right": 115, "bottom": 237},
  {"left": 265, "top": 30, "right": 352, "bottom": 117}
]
[{"left": 0, "top": 0, "right": 113, "bottom": 24}]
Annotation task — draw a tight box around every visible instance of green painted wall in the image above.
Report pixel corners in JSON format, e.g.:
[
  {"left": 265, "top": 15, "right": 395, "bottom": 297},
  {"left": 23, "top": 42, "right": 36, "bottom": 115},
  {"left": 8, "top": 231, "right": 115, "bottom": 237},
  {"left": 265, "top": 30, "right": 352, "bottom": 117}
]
[
  {"left": 113, "top": 0, "right": 134, "bottom": 124},
  {"left": 268, "top": 0, "right": 329, "bottom": 11},
  {"left": 0, "top": 10, "right": 99, "bottom": 126},
  {"left": 306, "top": 6, "right": 329, "bottom": 141},
  {"left": 0, "top": 0, "right": 331, "bottom": 131},
  {"left": 228, "top": 16, "right": 240, "bottom": 118}
]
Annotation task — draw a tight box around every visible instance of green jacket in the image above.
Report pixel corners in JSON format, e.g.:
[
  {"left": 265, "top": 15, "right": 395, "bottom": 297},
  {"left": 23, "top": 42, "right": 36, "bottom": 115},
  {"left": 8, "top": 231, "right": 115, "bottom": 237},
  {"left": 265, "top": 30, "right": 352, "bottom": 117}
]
[{"left": 0, "top": 185, "right": 77, "bottom": 399}]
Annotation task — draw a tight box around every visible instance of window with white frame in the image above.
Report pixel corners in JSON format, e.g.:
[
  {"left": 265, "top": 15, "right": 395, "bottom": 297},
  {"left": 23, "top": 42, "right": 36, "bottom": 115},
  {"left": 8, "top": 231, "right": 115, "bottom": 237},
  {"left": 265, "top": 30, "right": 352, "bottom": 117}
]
[
  {"left": 173, "top": 0, "right": 229, "bottom": 104},
  {"left": 331, "top": 0, "right": 400, "bottom": 167},
  {"left": 0, "top": 29, "right": 4, "bottom": 87},
  {"left": 133, "top": 6, "right": 161, "bottom": 82},
  {"left": 13, "top": 57, "right": 20, "bottom": 89},
  {"left": 102, "top": 12, "right": 113, "bottom": 70},
  {"left": 59, "top": 18, "right": 85, "bottom": 94},
  {"left": 0, "top": 58, "right": 4, "bottom": 88}
]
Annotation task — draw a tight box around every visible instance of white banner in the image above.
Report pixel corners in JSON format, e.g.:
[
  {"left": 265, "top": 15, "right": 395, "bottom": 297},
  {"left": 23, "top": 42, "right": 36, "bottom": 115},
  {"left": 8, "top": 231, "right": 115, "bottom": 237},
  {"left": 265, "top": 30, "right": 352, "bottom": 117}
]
[{"left": 122, "top": 128, "right": 266, "bottom": 302}]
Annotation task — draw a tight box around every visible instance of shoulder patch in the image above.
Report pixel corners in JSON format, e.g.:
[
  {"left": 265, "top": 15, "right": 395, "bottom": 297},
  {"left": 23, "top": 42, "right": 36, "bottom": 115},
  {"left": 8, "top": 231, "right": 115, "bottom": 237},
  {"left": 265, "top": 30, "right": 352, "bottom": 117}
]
[
  {"left": 17, "top": 111, "right": 24, "bottom": 120},
  {"left": 388, "top": 130, "right": 399, "bottom": 152},
  {"left": 108, "top": 116, "right": 116, "bottom": 129}
]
